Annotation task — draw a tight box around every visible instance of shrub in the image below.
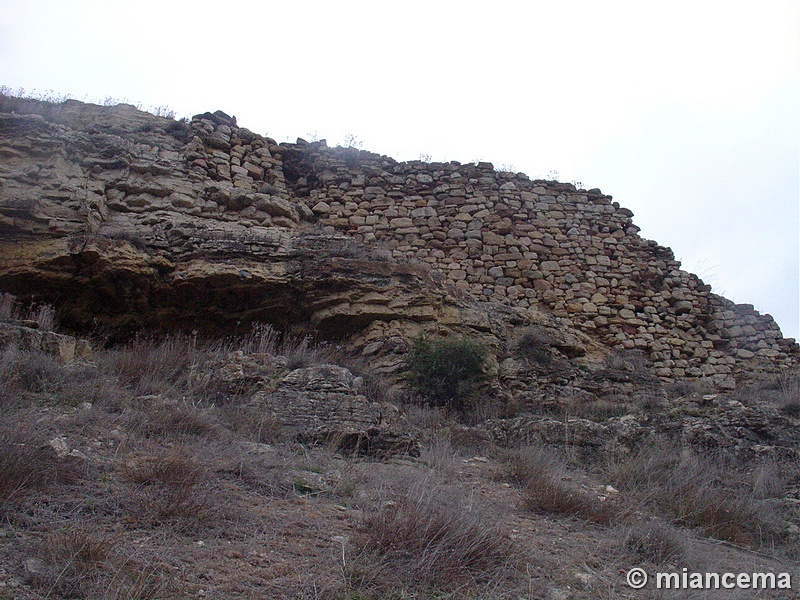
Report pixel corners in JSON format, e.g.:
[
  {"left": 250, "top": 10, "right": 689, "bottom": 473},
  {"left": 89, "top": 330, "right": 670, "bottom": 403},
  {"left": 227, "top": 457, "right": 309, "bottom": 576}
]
[
  {"left": 512, "top": 326, "right": 553, "bottom": 366},
  {"left": 0, "top": 417, "right": 77, "bottom": 507},
  {"left": 346, "top": 477, "right": 515, "bottom": 595},
  {"left": 406, "top": 336, "right": 488, "bottom": 412},
  {"left": 505, "top": 446, "right": 620, "bottom": 525}
]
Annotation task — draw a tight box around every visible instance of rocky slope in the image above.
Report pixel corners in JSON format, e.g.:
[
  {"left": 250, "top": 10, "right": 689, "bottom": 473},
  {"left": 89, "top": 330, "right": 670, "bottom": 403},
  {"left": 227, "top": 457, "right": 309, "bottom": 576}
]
[{"left": 1, "top": 95, "right": 799, "bottom": 598}]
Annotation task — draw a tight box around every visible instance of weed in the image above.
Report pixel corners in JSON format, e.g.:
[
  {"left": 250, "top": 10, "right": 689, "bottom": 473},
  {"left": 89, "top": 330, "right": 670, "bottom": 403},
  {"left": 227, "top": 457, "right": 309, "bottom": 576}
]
[
  {"left": 406, "top": 336, "right": 488, "bottom": 412},
  {"left": 346, "top": 475, "right": 515, "bottom": 595},
  {"left": 0, "top": 418, "right": 64, "bottom": 506},
  {"left": 505, "top": 446, "right": 620, "bottom": 525}
]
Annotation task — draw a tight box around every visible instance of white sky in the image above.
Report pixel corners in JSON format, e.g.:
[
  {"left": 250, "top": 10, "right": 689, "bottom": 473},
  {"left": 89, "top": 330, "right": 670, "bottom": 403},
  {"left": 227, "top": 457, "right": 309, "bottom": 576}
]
[{"left": 1, "top": 0, "right": 798, "bottom": 340}]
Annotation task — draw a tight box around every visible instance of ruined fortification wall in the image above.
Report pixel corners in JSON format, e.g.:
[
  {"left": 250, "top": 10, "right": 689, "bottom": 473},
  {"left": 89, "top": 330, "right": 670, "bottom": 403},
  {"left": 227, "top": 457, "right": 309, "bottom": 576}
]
[
  {"left": 178, "top": 110, "right": 796, "bottom": 387},
  {"left": 1, "top": 101, "right": 795, "bottom": 388}
]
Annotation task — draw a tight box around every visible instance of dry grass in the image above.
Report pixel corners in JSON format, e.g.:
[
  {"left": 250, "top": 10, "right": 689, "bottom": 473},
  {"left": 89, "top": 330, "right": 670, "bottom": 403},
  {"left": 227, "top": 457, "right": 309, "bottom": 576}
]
[
  {"left": 1, "top": 320, "right": 797, "bottom": 597},
  {"left": 26, "top": 525, "right": 170, "bottom": 599},
  {"left": 505, "top": 445, "right": 621, "bottom": 525},
  {"left": 732, "top": 366, "right": 799, "bottom": 415},
  {"left": 617, "top": 517, "right": 689, "bottom": 565},
  {"left": 563, "top": 396, "right": 634, "bottom": 421},
  {"left": 0, "top": 418, "right": 66, "bottom": 507},
  {"left": 604, "top": 441, "right": 794, "bottom": 553},
  {"left": 281, "top": 335, "right": 398, "bottom": 404},
  {"left": 117, "top": 446, "right": 220, "bottom": 528},
  {"left": 0, "top": 347, "right": 108, "bottom": 408},
  {"left": 343, "top": 474, "right": 519, "bottom": 598},
  {"left": 103, "top": 334, "right": 198, "bottom": 399},
  {"left": 122, "top": 398, "right": 220, "bottom": 439}
]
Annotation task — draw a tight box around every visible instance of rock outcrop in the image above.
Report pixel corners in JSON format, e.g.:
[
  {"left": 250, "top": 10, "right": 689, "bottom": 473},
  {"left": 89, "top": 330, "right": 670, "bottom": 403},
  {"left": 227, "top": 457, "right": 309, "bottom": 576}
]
[
  {"left": 0, "top": 96, "right": 796, "bottom": 395},
  {"left": 0, "top": 322, "right": 92, "bottom": 362},
  {"left": 259, "top": 364, "right": 418, "bottom": 455}
]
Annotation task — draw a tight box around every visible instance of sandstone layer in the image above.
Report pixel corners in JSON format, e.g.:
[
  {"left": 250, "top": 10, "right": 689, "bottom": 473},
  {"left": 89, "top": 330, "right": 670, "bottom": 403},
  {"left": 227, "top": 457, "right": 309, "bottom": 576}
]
[{"left": 0, "top": 96, "right": 796, "bottom": 391}]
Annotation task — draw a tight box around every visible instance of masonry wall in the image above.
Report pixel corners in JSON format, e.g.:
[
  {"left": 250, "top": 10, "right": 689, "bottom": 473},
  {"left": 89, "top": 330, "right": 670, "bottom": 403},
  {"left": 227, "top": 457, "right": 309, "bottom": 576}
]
[{"left": 182, "top": 113, "right": 797, "bottom": 387}]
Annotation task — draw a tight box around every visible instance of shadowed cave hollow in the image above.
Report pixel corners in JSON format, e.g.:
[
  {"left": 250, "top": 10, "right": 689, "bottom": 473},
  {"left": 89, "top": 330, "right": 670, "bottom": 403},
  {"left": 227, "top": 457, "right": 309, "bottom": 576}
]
[{"left": 1, "top": 248, "right": 426, "bottom": 345}]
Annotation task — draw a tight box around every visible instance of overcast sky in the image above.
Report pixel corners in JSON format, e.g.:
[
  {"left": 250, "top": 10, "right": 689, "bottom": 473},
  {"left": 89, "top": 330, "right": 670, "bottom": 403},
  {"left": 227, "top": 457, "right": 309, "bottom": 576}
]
[{"left": 2, "top": 0, "right": 798, "bottom": 340}]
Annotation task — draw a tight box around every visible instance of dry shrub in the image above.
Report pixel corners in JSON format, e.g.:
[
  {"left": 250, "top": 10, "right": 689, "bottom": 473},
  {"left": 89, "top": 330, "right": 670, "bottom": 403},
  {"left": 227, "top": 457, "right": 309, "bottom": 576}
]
[
  {"left": 118, "top": 447, "right": 217, "bottom": 526},
  {"left": 346, "top": 476, "right": 516, "bottom": 596},
  {"left": 27, "top": 525, "right": 170, "bottom": 599},
  {"left": 512, "top": 326, "right": 554, "bottom": 366},
  {"left": 618, "top": 517, "right": 688, "bottom": 565},
  {"left": 505, "top": 446, "right": 621, "bottom": 525},
  {"left": 123, "top": 399, "right": 219, "bottom": 439},
  {"left": 0, "top": 417, "right": 76, "bottom": 506},
  {"left": 605, "top": 348, "right": 651, "bottom": 373},
  {"left": 605, "top": 442, "right": 788, "bottom": 549}
]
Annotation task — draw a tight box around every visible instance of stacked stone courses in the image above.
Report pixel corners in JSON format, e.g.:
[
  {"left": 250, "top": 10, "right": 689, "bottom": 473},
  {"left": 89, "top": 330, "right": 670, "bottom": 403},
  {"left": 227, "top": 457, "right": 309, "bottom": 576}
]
[
  {"left": 270, "top": 139, "right": 793, "bottom": 387},
  {"left": 0, "top": 101, "right": 795, "bottom": 389},
  {"left": 177, "top": 113, "right": 796, "bottom": 387}
]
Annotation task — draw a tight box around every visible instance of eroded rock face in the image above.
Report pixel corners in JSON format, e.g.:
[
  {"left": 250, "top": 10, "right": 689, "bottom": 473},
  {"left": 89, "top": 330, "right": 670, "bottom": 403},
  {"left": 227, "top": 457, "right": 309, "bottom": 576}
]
[
  {"left": 258, "top": 365, "right": 418, "bottom": 455},
  {"left": 0, "top": 97, "right": 796, "bottom": 392},
  {"left": 0, "top": 101, "right": 461, "bottom": 347},
  {"left": 483, "top": 392, "right": 800, "bottom": 460}
]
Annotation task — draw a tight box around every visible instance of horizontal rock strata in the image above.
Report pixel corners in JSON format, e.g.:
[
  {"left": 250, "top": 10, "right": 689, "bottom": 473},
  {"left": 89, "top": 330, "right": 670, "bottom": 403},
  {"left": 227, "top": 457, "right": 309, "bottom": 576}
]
[{"left": 0, "top": 97, "right": 796, "bottom": 388}]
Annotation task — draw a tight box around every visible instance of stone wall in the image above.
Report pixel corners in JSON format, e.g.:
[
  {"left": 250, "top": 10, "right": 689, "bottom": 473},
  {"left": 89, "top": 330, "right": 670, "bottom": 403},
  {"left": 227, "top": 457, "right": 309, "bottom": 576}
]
[
  {"left": 177, "top": 113, "right": 797, "bottom": 387},
  {"left": 1, "top": 100, "right": 796, "bottom": 388}
]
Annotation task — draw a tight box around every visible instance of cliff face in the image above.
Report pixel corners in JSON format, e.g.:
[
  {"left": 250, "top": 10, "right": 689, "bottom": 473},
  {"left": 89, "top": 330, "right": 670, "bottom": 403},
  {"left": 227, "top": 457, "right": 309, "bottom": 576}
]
[{"left": 0, "top": 97, "right": 796, "bottom": 388}]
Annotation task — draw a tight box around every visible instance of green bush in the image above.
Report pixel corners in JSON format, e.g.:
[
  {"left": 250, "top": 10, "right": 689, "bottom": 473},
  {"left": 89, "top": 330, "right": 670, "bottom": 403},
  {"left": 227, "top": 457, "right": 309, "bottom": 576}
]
[{"left": 406, "top": 336, "right": 488, "bottom": 412}]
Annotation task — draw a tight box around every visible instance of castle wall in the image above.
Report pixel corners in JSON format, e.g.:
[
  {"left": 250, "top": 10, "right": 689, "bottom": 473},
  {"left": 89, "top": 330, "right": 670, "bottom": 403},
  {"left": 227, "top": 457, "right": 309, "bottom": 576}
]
[
  {"left": 269, "top": 140, "right": 796, "bottom": 387},
  {"left": 4, "top": 102, "right": 793, "bottom": 388}
]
